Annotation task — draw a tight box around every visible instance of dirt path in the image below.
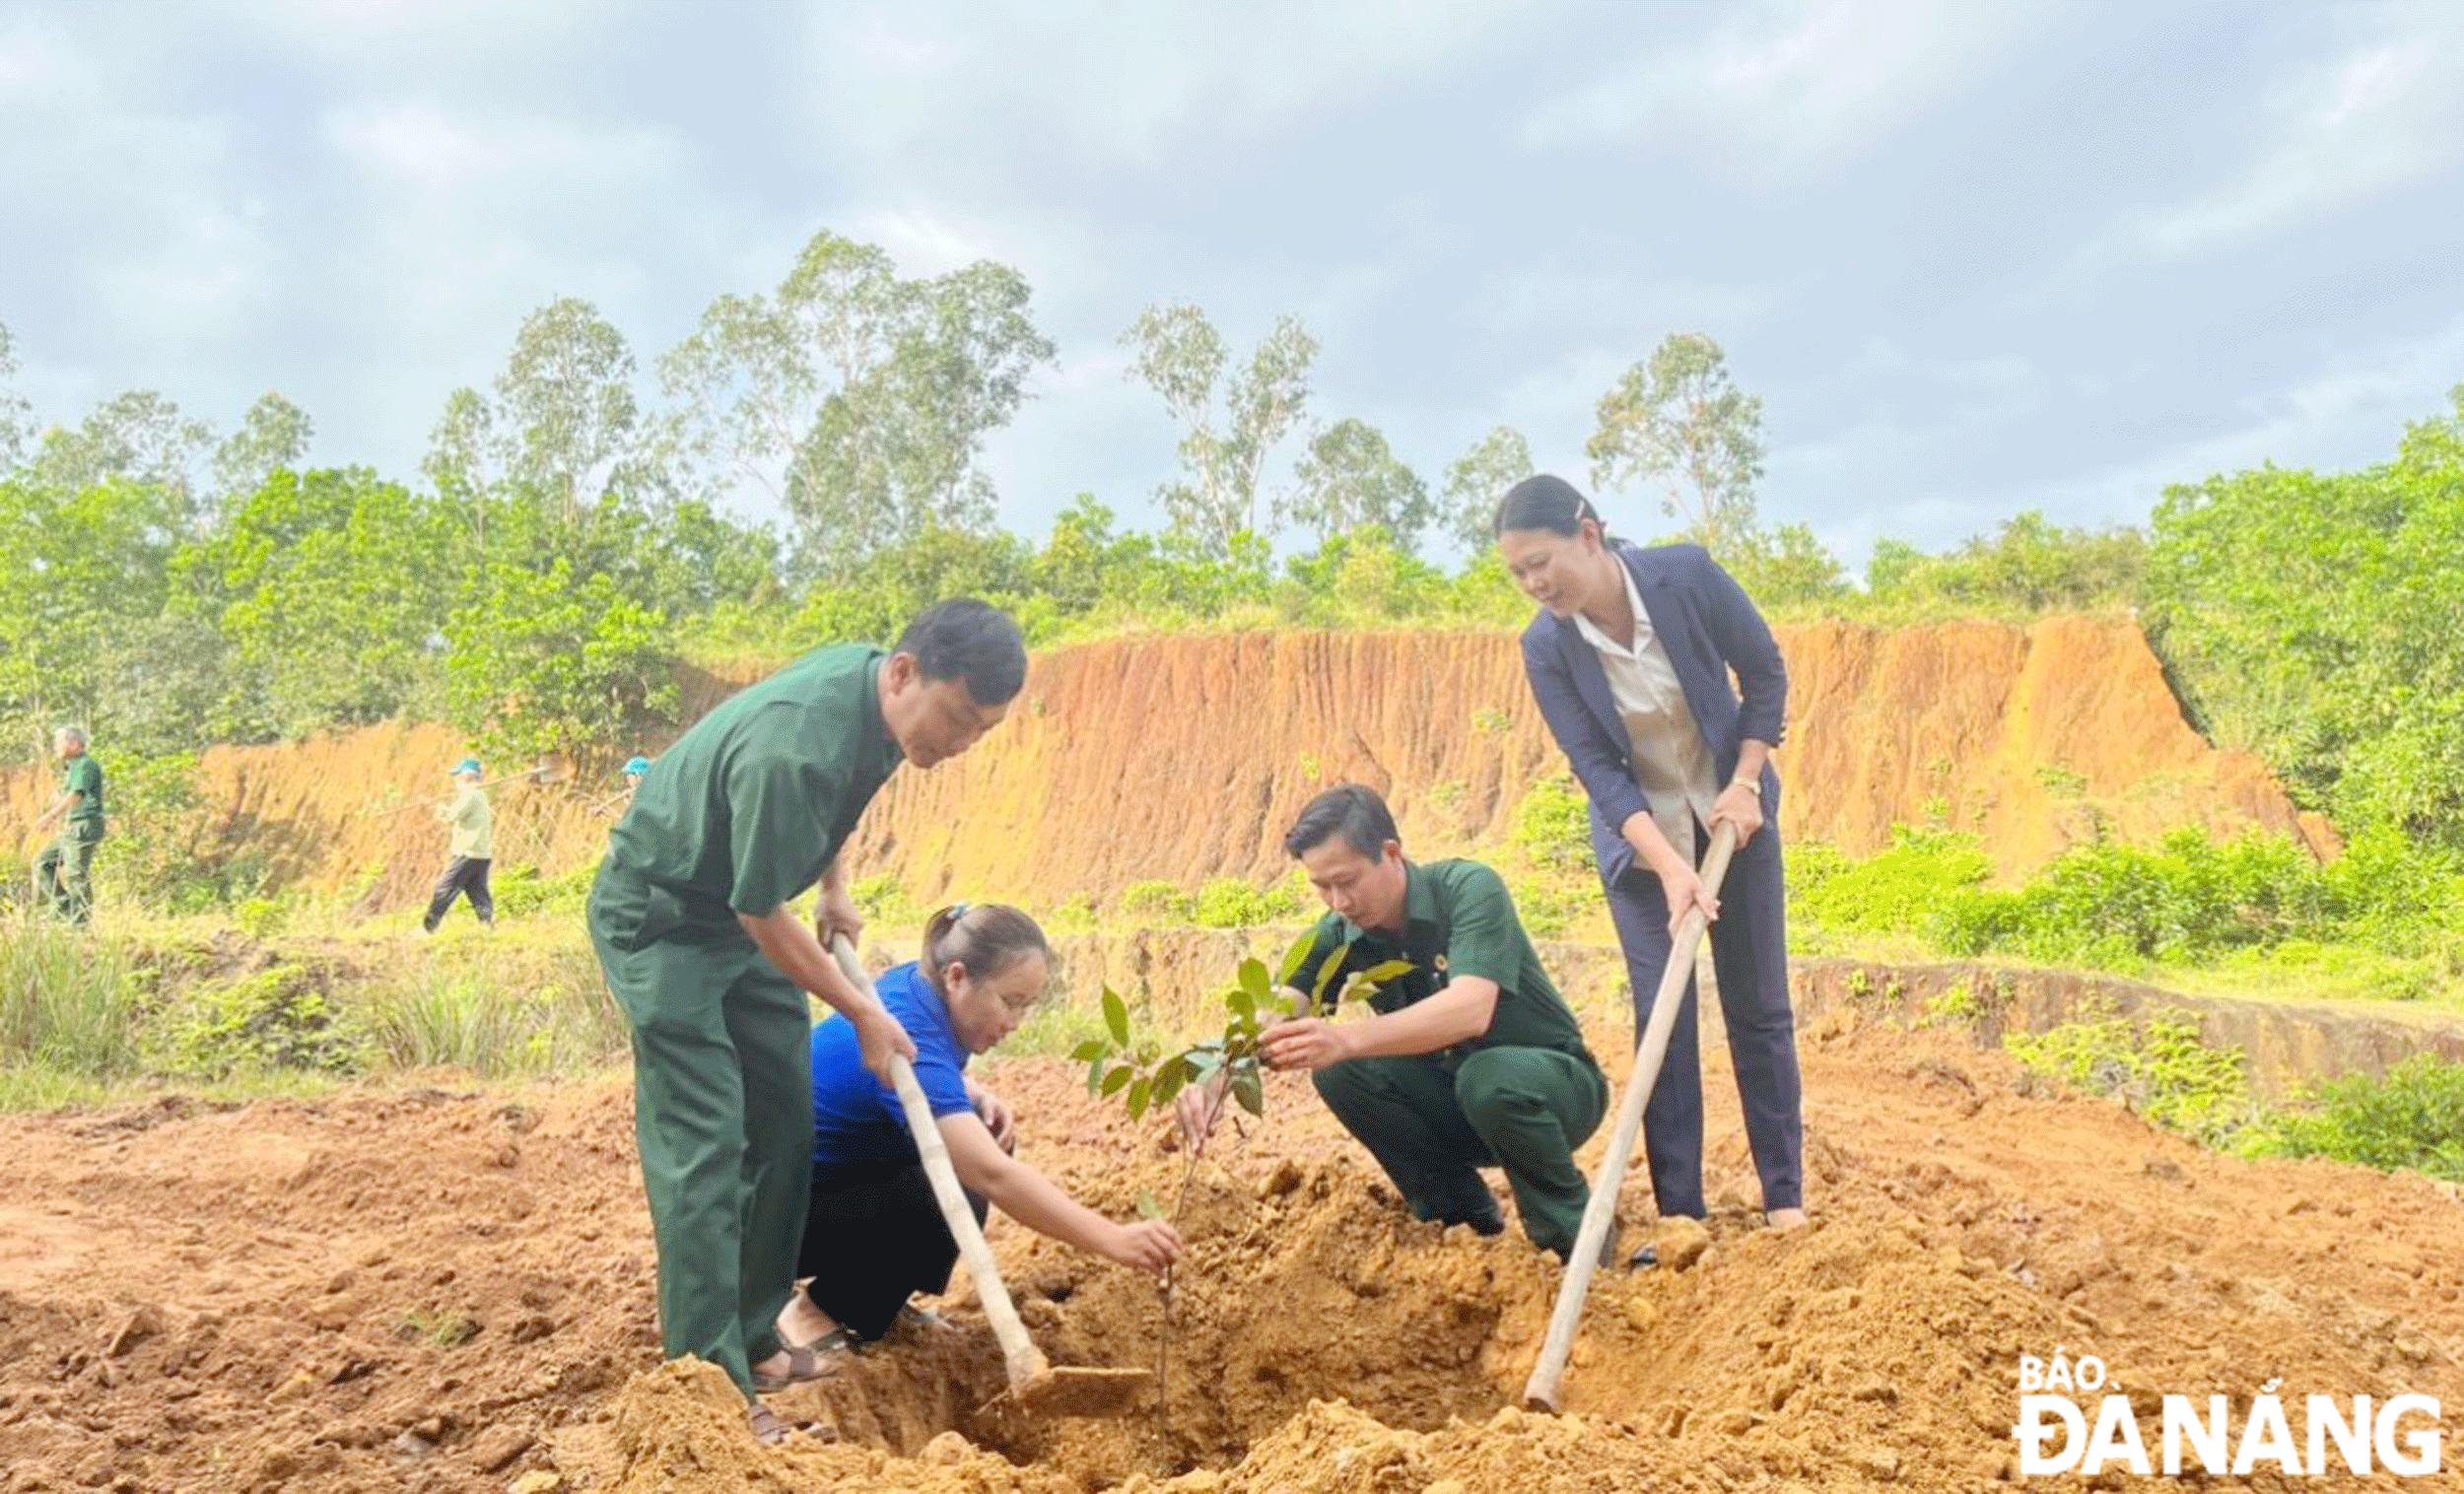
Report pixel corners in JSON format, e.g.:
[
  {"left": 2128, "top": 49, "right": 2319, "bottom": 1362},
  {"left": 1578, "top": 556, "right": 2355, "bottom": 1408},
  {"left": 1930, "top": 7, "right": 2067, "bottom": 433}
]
[{"left": 1, "top": 1008, "right": 2454, "bottom": 1492}]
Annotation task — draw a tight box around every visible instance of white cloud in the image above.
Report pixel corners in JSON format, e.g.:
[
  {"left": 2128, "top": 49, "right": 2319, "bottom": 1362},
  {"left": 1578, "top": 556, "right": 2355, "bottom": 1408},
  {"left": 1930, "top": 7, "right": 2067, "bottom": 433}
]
[
  {"left": 804, "top": 0, "right": 1529, "bottom": 177},
  {"left": 2132, "top": 13, "right": 2464, "bottom": 256},
  {"left": 0, "top": 9, "right": 277, "bottom": 358},
  {"left": 315, "top": 101, "right": 693, "bottom": 339},
  {"left": 1470, "top": 263, "right": 1778, "bottom": 341},
  {"left": 1519, "top": 0, "right": 2051, "bottom": 170},
  {"left": 216, "top": 0, "right": 604, "bottom": 65},
  {"left": 847, "top": 207, "right": 1020, "bottom": 280},
  {"left": 1994, "top": 314, "right": 2464, "bottom": 529}
]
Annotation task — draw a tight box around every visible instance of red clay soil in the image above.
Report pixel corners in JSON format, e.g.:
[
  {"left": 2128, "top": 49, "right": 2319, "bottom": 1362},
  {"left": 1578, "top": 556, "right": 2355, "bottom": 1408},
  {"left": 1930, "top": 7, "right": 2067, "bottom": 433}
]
[
  {"left": 0, "top": 618, "right": 2331, "bottom": 913},
  {"left": 2, "top": 1005, "right": 2454, "bottom": 1492}
]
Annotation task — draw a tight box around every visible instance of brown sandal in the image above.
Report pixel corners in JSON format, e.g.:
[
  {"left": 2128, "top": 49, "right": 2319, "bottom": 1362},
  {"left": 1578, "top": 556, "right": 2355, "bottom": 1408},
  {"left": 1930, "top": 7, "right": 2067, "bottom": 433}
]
[
  {"left": 746, "top": 1403, "right": 834, "bottom": 1446},
  {"left": 751, "top": 1340, "right": 844, "bottom": 1392}
]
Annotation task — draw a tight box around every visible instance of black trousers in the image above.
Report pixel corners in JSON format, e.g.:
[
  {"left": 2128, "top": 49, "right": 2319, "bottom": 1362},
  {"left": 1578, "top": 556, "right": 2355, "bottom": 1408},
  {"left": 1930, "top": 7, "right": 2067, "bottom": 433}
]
[
  {"left": 1603, "top": 820, "right": 1804, "bottom": 1215},
  {"left": 424, "top": 855, "right": 494, "bottom": 930},
  {"left": 798, "top": 1160, "right": 987, "bottom": 1341}
]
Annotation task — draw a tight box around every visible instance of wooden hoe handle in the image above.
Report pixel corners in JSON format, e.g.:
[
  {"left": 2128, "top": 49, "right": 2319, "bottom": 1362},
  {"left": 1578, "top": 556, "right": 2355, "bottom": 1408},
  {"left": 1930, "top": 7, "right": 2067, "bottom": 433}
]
[
  {"left": 1524, "top": 820, "right": 1740, "bottom": 1412},
  {"left": 827, "top": 934, "right": 1051, "bottom": 1395}
]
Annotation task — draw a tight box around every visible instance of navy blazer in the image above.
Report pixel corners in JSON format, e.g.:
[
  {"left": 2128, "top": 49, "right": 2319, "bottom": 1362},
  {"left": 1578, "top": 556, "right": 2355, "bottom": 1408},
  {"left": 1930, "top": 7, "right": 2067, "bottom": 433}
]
[{"left": 1518, "top": 541, "right": 1788, "bottom": 888}]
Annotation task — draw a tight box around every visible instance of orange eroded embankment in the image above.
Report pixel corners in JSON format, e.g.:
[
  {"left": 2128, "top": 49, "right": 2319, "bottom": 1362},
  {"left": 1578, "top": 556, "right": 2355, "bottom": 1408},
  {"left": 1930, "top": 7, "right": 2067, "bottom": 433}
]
[{"left": 2, "top": 616, "right": 2329, "bottom": 911}]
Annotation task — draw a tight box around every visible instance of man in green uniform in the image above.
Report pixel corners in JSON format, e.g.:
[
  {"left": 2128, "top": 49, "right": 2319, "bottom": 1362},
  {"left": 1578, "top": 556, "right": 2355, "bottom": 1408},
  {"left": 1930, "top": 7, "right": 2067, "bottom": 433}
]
[
  {"left": 586, "top": 598, "right": 1026, "bottom": 1439},
  {"left": 31, "top": 725, "right": 104, "bottom": 925},
  {"left": 1183, "top": 783, "right": 1608, "bottom": 1259}
]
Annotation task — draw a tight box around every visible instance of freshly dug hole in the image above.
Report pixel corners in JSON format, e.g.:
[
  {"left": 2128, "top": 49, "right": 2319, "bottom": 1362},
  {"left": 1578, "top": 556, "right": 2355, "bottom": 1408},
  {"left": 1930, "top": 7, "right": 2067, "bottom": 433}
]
[{"left": 759, "top": 1159, "right": 1547, "bottom": 1485}]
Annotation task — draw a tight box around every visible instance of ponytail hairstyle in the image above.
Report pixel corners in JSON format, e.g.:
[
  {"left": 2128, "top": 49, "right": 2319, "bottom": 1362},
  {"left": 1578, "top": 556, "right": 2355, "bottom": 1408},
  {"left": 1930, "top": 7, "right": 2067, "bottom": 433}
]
[
  {"left": 921, "top": 901, "right": 1052, "bottom": 996},
  {"left": 1492, "top": 473, "right": 1606, "bottom": 541}
]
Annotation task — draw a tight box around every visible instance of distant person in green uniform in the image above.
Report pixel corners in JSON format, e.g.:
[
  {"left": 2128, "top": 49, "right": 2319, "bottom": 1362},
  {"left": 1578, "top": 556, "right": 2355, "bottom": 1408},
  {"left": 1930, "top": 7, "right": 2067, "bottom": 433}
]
[
  {"left": 586, "top": 598, "right": 1027, "bottom": 1445},
  {"left": 422, "top": 757, "right": 495, "bottom": 932},
  {"left": 31, "top": 725, "right": 104, "bottom": 925},
  {"left": 1180, "top": 783, "right": 1609, "bottom": 1260}
]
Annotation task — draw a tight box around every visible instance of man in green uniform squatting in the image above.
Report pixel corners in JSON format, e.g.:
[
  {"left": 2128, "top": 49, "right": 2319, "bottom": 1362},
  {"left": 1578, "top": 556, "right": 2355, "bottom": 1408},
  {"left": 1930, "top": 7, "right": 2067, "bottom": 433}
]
[
  {"left": 1181, "top": 783, "right": 1610, "bottom": 1260},
  {"left": 587, "top": 598, "right": 1026, "bottom": 1443},
  {"left": 32, "top": 725, "right": 105, "bottom": 925}
]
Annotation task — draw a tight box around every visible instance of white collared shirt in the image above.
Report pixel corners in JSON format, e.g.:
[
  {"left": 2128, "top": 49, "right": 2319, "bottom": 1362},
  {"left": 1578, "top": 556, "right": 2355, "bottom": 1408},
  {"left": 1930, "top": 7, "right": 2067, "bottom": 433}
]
[{"left": 1570, "top": 561, "right": 1722, "bottom": 859}]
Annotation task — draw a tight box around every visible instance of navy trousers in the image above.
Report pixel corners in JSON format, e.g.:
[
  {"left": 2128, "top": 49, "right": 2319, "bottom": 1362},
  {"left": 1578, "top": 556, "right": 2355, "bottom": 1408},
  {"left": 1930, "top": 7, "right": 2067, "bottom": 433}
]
[{"left": 1602, "top": 819, "right": 1804, "bottom": 1216}]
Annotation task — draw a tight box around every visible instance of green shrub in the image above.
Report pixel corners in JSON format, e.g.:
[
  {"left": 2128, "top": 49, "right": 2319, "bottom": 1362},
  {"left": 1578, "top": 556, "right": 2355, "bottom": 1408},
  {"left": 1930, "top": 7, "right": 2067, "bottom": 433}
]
[
  {"left": 851, "top": 871, "right": 923, "bottom": 931},
  {"left": 1045, "top": 890, "right": 1098, "bottom": 935},
  {"left": 0, "top": 917, "right": 145, "bottom": 1078},
  {"left": 491, "top": 864, "right": 596, "bottom": 920},
  {"left": 1117, "top": 880, "right": 1192, "bottom": 923},
  {"left": 155, "top": 964, "right": 361, "bottom": 1076},
  {"left": 1511, "top": 779, "right": 1591, "bottom": 873},
  {"left": 2245, "top": 1054, "right": 2464, "bottom": 1182},
  {"left": 359, "top": 968, "right": 626, "bottom": 1078},
  {"left": 2006, "top": 998, "right": 2255, "bottom": 1145},
  {"left": 1192, "top": 875, "right": 1308, "bottom": 929},
  {"left": 92, "top": 751, "right": 260, "bottom": 914},
  {"left": 1510, "top": 876, "right": 1586, "bottom": 939},
  {"left": 1923, "top": 975, "right": 2008, "bottom": 1027},
  {"left": 234, "top": 896, "right": 289, "bottom": 940},
  {"left": 2322, "top": 823, "right": 2464, "bottom": 960},
  {"left": 1931, "top": 829, "right": 2333, "bottom": 967},
  {"left": 1791, "top": 827, "right": 1992, "bottom": 937}
]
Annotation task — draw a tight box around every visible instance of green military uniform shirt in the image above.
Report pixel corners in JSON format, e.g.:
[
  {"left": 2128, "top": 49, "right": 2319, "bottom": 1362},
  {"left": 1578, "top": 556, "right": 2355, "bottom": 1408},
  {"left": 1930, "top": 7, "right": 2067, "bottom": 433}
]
[
  {"left": 63, "top": 754, "right": 104, "bottom": 828},
  {"left": 594, "top": 645, "right": 904, "bottom": 949},
  {"left": 1288, "top": 857, "right": 1595, "bottom": 1067}
]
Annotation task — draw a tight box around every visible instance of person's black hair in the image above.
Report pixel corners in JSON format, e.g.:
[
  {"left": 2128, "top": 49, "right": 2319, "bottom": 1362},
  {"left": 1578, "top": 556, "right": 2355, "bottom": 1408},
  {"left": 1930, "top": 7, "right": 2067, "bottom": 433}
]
[
  {"left": 922, "top": 901, "right": 1051, "bottom": 996},
  {"left": 1492, "top": 473, "right": 1604, "bottom": 540},
  {"left": 895, "top": 599, "right": 1028, "bottom": 705},
  {"left": 1283, "top": 782, "right": 1403, "bottom": 861}
]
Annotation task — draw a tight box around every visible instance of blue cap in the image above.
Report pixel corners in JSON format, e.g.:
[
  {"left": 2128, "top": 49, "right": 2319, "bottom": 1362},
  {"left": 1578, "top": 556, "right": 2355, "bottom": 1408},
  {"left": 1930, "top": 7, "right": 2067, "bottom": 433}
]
[
  {"left": 450, "top": 757, "right": 482, "bottom": 776},
  {"left": 624, "top": 755, "right": 652, "bottom": 777}
]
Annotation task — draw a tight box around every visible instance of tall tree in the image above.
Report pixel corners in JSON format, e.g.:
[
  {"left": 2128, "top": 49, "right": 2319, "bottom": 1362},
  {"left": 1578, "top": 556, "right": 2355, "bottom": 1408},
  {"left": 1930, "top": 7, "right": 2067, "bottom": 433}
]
[
  {"left": 424, "top": 298, "right": 641, "bottom": 547},
  {"left": 25, "top": 389, "right": 213, "bottom": 517},
  {"left": 659, "top": 231, "right": 1055, "bottom": 576},
  {"left": 211, "top": 392, "right": 314, "bottom": 511},
  {"left": 0, "top": 322, "right": 32, "bottom": 473},
  {"left": 2147, "top": 385, "right": 2464, "bottom": 844},
  {"left": 492, "top": 297, "right": 641, "bottom": 529},
  {"left": 1588, "top": 332, "right": 1765, "bottom": 553},
  {"left": 180, "top": 468, "right": 454, "bottom": 739},
  {"left": 1120, "top": 304, "right": 1317, "bottom": 555},
  {"left": 1284, "top": 417, "right": 1431, "bottom": 548},
  {"left": 424, "top": 386, "right": 499, "bottom": 550},
  {"left": 0, "top": 475, "right": 188, "bottom": 751},
  {"left": 1441, "top": 424, "right": 1534, "bottom": 554}
]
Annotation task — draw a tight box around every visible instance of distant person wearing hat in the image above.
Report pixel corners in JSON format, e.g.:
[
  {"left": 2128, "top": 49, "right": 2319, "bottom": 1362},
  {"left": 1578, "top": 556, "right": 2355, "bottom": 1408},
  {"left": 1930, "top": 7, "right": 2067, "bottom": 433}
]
[
  {"left": 590, "top": 755, "right": 655, "bottom": 819},
  {"left": 423, "top": 757, "right": 495, "bottom": 932}
]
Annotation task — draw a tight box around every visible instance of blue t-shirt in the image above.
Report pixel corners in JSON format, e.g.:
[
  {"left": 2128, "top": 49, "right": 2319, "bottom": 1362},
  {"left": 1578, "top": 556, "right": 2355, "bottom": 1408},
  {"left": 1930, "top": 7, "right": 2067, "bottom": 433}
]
[{"left": 809, "top": 961, "right": 973, "bottom": 1173}]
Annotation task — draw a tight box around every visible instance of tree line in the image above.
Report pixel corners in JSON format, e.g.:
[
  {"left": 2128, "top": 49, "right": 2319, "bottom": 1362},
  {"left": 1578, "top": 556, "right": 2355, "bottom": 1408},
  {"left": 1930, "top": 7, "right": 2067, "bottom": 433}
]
[{"left": 2, "top": 227, "right": 2457, "bottom": 855}]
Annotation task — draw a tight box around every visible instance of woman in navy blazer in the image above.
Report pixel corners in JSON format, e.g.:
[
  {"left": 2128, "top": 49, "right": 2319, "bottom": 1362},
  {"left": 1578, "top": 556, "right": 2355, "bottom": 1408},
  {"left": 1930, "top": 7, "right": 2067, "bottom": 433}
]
[{"left": 1495, "top": 474, "right": 1806, "bottom": 1254}]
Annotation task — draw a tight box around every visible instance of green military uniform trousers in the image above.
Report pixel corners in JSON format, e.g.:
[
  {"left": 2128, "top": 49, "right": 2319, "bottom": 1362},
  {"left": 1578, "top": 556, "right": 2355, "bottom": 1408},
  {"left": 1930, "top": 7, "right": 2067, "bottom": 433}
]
[
  {"left": 36, "top": 820, "right": 102, "bottom": 925},
  {"left": 588, "top": 913, "right": 810, "bottom": 1399},
  {"left": 1312, "top": 1045, "right": 1607, "bottom": 1258}
]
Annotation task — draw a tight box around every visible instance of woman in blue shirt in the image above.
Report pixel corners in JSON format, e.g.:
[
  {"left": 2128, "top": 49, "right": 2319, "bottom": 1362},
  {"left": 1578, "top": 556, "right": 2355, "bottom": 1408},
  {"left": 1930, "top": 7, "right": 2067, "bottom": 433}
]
[
  {"left": 1495, "top": 475, "right": 1808, "bottom": 1259},
  {"left": 780, "top": 902, "right": 1184, "bottom": 1353}
]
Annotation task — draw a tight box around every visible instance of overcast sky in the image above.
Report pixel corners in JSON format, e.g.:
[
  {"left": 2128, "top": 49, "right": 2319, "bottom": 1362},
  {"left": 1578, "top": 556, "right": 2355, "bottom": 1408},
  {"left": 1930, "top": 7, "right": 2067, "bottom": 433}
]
[{"left": 4, "top": 0, "right": 2460, "bottom": 564}]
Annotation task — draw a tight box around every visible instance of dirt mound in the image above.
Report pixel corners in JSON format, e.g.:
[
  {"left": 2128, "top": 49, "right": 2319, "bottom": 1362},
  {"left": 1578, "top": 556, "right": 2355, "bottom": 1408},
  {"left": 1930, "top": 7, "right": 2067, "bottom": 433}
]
[
  {"left": 9, "top": 1005, "right": 2448, "bottom": 1491},
  {"left": 2, "top": 618, "right": 2328, "bottom": 913}
]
